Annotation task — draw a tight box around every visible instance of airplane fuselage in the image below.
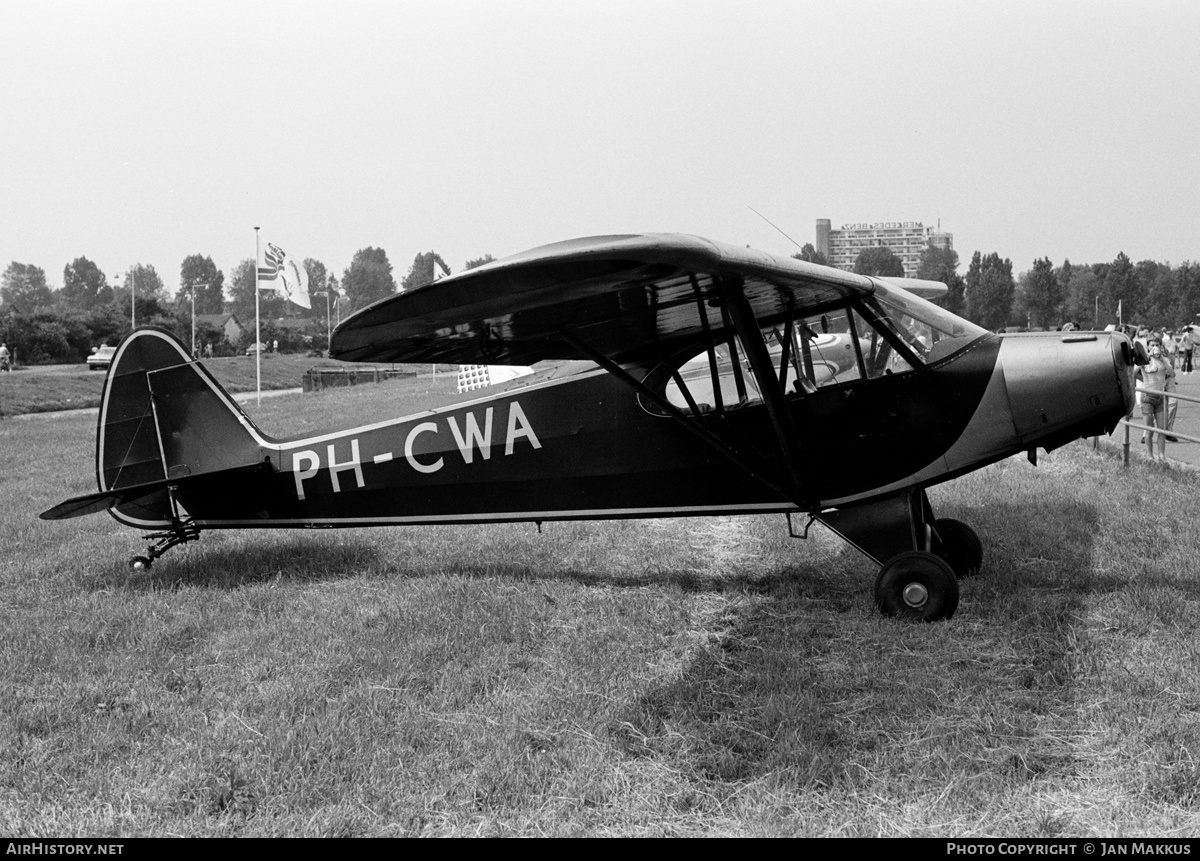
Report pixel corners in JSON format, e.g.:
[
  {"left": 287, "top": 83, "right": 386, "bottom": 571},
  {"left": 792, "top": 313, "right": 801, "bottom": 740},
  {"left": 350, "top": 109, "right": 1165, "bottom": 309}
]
[{"left": 108, "top": 327, "right": 1133, "bottom": 532}]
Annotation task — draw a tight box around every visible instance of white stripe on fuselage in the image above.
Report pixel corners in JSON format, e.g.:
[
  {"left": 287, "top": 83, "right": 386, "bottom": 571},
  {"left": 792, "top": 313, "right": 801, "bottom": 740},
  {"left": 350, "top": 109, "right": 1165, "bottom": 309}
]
[{"left": 289, "top": 402, "right": 543, "bottom": 501}]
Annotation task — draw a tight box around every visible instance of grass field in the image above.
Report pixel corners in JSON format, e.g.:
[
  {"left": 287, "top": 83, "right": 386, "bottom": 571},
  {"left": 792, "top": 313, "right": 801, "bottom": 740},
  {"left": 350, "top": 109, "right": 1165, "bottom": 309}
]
[
  {"left": 0, "top": 353, "right": 434, "bottom": 416},
  {"left": 3, "top": 379, "right": 1200, "bottom": 836}
]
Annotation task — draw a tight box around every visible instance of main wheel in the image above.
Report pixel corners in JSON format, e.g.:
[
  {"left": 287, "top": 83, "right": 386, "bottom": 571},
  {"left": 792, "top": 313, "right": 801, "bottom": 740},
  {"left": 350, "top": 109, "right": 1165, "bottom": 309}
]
[
  {"left": 875, "top": 551, "right": 959, "bottom": 622},
  {"left": 934, "top": 518, "right": 983, "bottom": 578}
]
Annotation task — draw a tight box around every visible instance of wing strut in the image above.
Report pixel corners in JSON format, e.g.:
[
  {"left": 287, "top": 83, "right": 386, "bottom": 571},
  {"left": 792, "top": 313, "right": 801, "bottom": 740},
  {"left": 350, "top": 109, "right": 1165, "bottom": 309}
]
[
  {"left": 717, "top": 275, "right": 808, "bottom": 500},
  {"left": 689, "top": 275, "right": 725, "bottom": 413},
  {"left": 558, "top": 330, "right": 805, "bottom": 507}
]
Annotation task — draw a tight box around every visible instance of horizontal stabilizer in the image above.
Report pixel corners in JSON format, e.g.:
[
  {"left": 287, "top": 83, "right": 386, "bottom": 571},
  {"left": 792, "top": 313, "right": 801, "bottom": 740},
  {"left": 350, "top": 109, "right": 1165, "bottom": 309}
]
[{"left": 40, "top": 462, "right": 272, "bottom": 521}]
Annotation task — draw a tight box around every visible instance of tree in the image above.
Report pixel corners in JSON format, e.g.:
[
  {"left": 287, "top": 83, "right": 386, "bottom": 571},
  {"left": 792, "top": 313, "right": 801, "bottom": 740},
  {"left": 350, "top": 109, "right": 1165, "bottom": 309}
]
[
  {"left": 1136, "top": 259, "right": 1174, "bottom": 329},
  {"left": 1174, "top": 263, "right": 1200, "bottom": 326},
  {"left": 341, "top": 247, "right": 396, "bottom": 310},
  {"left": 1103, "top": 252, "right": 1138, "bottom": 325},
  {"left": 464, "top": 254, "right": 495, "bottom": 271},
  {"left": 1056, "top": 260, "right": 1074, "bottom": 294},
  {"left": 86, "top": 305, "right": 128, "bottom": 350},
  {"left": 227, "top": 258, "right": 286, "bottom": 326},
  {"left": 61, "top": 256, "right": 112, "bottom": 311},
  {"left": 852, "top": 246, "right": 904, "bottom": 277},
  {"left": 1061, "top": 265, "right": 1101, "bottom": 328},
  {"left": 1016, "top": 257, "right": 1061, "bottom": 329},
  {"left": 303, "top": 258, "right": 331, "bottom": 318},
  {"left": 917, "top": 244, "right": 965, "bottom": 315},
  {"left": 112, "top": 263, "right": 168, "bottom": 309},
  {"left": 179, "top": 254, "right": 226, "bottom": 315},
  {"left": 1, "top": 262, "right": 53, "bottom": 313},
  {"left": 108, "top": 264, "right": 169, "bottom": 329},
  {"left": 964, "top": 251, "right": 1015, "bottom": 331},
  {"left": 401, "top": 251, "right": 450, "bottom": 292},
  {"left": 791, "top": 243, "right": 828, "bottom": 266}
]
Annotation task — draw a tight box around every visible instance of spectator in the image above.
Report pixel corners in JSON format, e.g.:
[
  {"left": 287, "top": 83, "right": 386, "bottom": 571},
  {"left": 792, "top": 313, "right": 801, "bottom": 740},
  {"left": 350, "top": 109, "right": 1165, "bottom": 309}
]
[
  {"left": 1161, "top": 328, "right": 1177, "bottom": 367},
  {"left": 1137, "top": 338, "right": 1175, "bottom": 462}
]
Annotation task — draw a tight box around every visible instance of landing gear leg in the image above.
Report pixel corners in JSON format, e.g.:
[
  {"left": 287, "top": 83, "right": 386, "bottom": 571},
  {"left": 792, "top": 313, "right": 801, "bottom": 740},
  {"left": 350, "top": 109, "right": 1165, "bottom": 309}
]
[
  {"left": 129, "top": 522, "right": 200, "bottom": 571},
  {"left": 933, "top": 518, "right": 983, "bottom": 579},
  {"left": 815, "top": 488, "right": 981, "bottom": 621},
  {"left": 128, "top": 485, "right": 201, "bottom": 571}
]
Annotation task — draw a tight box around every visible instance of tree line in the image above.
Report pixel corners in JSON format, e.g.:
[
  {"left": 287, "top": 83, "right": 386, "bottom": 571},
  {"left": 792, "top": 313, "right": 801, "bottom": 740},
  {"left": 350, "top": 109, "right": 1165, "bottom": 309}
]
[
  {"left": 0, "top": 249, "right": 496, "bottom": 364},
  {"left": 795, "top": 243, "right": 1200, "bottom": 333},
  {"left": 3, "top": 240, "right": 1196, "bottom": 365}
]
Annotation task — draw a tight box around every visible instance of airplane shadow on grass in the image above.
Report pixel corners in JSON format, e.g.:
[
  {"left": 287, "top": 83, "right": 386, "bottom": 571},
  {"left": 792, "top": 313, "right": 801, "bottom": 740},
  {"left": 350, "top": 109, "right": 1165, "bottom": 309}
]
[
  {"left": 91, "top": 488, "right": 1164, "bottom": 606},
  {"left": 604, "top": 494, "right": 1200, "bottom": 788},
  {"left": 89, "top": 538, "right": 385, "bottom": 593}
]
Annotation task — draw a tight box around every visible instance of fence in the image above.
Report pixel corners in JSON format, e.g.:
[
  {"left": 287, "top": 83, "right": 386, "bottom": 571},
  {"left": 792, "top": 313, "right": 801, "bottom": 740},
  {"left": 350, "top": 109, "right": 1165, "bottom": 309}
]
[
  {"left": 1107, "top": 385, "right": 1200, "bottom": 467},
  {"left": 302, "top": 366, "right": 417, "bottom": 392}
]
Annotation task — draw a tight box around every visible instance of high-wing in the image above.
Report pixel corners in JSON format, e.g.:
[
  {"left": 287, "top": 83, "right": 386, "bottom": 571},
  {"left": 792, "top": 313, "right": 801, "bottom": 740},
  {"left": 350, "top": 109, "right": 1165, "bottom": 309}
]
[{"left": 329, "top": 233, "right": 941, "bottom": 367}]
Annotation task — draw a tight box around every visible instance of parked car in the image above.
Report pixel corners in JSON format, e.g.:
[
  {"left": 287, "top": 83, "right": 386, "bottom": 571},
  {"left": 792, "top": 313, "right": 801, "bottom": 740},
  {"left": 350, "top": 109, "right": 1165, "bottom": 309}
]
[
  {"left": 245, "top": 342, "right": 266, "bottom": 356},
  {"left": 87, "top": 345, "right": 116, "bottom": 371}
]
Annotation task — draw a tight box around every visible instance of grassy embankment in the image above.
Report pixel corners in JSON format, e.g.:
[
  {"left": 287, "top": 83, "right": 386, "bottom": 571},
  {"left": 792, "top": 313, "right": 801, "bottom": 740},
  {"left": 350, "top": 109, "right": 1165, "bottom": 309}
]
[{"left": 2, "top": 379, "right": 1200, "bottom": 836}]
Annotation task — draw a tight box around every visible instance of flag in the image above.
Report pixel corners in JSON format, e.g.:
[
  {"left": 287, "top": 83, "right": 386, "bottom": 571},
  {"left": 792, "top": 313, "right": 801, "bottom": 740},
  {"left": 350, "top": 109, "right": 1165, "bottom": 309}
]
[{"left": 257, "top": 240, "right": 311, "bottom": 309}]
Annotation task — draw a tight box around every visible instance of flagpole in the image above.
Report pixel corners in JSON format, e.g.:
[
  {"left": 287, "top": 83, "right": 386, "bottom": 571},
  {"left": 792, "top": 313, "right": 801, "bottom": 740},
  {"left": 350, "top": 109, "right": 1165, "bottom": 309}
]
[{"left": 255, "top": 226, "right": 261, "bottom": 407}]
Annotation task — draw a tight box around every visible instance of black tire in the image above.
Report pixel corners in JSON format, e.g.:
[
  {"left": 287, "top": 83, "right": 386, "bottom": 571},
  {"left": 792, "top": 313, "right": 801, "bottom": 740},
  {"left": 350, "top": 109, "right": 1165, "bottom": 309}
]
[
  {"left": 875, "top": 551, "right": 959, "bottom": 622},
  {"left": 935, "top": 518, "right": 983, "bottom": 578}
]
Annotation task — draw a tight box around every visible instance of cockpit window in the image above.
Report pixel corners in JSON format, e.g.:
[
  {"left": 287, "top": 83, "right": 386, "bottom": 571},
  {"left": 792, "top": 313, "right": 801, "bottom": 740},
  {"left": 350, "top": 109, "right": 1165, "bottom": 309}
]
[
  {"left": 665, "top": 339, "right": 762, "bottom": 413},
  {"left": 648, "top": 288, "right": 986, "bottom": 417}
]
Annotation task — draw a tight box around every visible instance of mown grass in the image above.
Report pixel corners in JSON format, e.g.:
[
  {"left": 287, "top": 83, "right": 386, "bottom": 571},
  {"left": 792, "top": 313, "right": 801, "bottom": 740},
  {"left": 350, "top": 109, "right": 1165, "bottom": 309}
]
[{"left": 3, "top": 383, "right": 1200, "bottom": 836}]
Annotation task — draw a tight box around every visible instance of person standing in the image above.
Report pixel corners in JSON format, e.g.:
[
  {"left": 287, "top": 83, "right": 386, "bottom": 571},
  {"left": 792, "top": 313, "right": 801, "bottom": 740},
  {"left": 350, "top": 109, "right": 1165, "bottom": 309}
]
[
  {"left": 1183, "top": 328, "right": 1195, "bottom": 375},
  {"left": 1161, "top": 328, "right": 1177, "bottom": 367},
  {"left": 1137, "top": 339, "right": 1175, "bottom": 461}
]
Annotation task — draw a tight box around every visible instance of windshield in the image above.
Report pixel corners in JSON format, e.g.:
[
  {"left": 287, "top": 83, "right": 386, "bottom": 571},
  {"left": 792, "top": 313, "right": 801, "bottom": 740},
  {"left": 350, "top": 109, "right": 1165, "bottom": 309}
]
[{"left": 868, "top": 284, "right": 987, "bottom": 363}]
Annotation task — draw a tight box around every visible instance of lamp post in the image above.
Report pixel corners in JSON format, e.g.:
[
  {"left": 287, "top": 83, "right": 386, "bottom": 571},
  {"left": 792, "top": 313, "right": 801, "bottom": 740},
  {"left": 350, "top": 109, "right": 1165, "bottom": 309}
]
[
  {"left": 313, "top": 290, "right": 332, "bottom": 355},
  {"left": 191, "top": 283, "right": 198, "bottom": 356}
]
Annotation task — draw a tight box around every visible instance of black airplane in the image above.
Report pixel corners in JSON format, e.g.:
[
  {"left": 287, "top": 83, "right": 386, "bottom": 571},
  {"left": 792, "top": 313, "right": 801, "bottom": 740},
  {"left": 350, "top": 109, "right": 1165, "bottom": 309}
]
[{"left": 42, "top": 234, "right": 1140, "bottom": 621}]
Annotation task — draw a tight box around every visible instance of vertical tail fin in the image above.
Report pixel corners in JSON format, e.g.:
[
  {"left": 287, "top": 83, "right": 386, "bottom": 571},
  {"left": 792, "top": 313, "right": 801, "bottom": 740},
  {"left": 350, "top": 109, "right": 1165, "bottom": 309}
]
[{"left": 98, "top": 328, "right": 271, "bottom": 527}]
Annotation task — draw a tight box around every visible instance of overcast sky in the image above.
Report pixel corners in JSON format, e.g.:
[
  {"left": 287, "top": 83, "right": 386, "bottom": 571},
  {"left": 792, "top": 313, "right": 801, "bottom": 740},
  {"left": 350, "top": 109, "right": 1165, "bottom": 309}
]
[{"left": 3, "top": 0, "right": 1198, "bottom": 295}]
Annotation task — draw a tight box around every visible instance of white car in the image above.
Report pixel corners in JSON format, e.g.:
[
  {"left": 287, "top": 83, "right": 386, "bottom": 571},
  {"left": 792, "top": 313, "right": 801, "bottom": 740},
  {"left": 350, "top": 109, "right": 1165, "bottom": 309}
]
[{"left": 87, "top": 345, "right": 116, "bottom": 371}]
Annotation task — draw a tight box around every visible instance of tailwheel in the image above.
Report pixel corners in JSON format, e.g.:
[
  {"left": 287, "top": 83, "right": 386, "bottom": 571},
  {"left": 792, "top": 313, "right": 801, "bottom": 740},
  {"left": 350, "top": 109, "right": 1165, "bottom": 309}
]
[
  {"left": 132, "top": 519, "right": 201, "bottom": 572},
  {"left": 875, "top": 551, "right": 959, "bottom": 622},
  {"left": 129, "top": 484, "right": 200, "bottom": 571},
  {"left": 934, "top": 518, "right": 983, "bottom": 579}
]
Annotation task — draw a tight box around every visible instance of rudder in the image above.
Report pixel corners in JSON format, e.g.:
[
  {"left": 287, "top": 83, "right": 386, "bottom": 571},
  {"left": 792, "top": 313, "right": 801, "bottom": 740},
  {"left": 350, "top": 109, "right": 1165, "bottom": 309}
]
[{"left": 98, "top": 328, "right": 270, "bottom": 526}]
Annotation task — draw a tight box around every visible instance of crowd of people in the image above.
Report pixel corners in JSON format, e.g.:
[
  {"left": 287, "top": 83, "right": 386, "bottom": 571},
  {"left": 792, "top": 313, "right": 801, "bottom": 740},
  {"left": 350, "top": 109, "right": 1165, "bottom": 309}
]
[{"left": 1132, "top": 325, "right": 1193, "bottom": 462}]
